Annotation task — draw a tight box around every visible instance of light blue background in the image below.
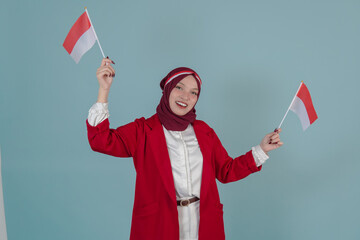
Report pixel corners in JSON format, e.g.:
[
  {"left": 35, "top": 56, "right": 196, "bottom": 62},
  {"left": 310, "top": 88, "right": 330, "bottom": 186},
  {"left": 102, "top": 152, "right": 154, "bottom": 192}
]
[{"left": 1, "top": 0, "right": 359, "bottom": 239}]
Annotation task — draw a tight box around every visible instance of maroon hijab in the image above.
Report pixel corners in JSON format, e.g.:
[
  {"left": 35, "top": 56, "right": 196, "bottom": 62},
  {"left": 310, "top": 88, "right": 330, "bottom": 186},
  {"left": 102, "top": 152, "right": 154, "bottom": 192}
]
[{"left": 156, "top": 67, "right": 202, "bottom": 131}]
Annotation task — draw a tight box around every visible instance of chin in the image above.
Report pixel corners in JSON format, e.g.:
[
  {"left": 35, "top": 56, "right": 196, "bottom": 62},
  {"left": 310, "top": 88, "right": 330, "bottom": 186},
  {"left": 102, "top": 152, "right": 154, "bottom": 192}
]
[
  {"left": 174, "top": 111, "right": 187, "bottom": 116},
  {"left": 172, "top": 108, "right": 191, "bottom": 116}
]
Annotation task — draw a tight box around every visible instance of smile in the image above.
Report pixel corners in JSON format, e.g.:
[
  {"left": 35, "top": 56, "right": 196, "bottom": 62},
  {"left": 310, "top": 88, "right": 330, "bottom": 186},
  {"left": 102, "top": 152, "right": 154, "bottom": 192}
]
[{"left": 176, "top": 101, "right": 188, "bottom": 108}]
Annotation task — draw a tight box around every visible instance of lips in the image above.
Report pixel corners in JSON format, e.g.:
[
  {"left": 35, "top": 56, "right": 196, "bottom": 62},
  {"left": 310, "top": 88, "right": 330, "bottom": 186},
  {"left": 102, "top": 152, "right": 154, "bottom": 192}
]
[{"left": 176, "top": 101, "right": 188, "bottom": 108}]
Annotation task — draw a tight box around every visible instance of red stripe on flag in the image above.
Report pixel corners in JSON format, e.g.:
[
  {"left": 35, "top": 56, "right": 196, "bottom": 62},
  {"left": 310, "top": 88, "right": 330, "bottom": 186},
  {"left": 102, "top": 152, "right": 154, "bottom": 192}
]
[
  {"left": 63, "top": 12, "right": 92, "bottom": 54},
  {"left": 297, "top": 83, "right": 318, "bottom": 124}
]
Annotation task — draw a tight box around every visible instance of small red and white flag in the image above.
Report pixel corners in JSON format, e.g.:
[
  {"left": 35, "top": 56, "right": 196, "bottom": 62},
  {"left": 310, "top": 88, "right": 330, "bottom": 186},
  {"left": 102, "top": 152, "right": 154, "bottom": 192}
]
[
  {"left": 289, "top": 82, "right": 318, "bottom": 130},
  {"left": 63, "top": 8, "right": 104, "bottom": 63},
  {"left": 278, "top": 82, "right": 318, "bottom": 131}
]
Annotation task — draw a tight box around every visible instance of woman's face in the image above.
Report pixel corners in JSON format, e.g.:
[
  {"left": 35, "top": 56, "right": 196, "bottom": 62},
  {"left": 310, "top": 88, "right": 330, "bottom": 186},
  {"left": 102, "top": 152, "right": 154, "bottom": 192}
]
[{"left": 169, "top": 75, "right": 199, "bottom": 116}]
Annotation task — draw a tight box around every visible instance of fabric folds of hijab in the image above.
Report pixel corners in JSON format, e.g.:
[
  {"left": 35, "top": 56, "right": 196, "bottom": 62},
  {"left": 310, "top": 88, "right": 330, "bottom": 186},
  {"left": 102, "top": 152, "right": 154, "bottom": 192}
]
[{"left": 156, "top": 67, "right": 202, "bottom": 131}]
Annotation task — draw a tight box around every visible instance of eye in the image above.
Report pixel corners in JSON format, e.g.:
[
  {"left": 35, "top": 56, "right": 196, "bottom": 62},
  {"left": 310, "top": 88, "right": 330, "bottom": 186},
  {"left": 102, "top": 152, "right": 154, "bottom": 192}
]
[
  {"left": 175, "top": 86, "right": 182, "bottom": 90},
  {"left": 192, "top": 91, "right": 198, "bottom": 96}
]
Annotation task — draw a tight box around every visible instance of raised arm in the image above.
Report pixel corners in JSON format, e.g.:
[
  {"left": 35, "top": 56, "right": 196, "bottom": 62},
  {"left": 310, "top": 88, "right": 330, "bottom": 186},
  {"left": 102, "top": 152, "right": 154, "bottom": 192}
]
[
  {"left": 213, "top": 128, "right": 283, "bottom": 183},
  {"left": 96, "top": 57, "right": 115, "bottom": 103},
  {"left": 86, "top": 57, "right": 139, "bottom": 158},
  {"left": 87, "top": 58, "right": 115, "bottom": 127}
]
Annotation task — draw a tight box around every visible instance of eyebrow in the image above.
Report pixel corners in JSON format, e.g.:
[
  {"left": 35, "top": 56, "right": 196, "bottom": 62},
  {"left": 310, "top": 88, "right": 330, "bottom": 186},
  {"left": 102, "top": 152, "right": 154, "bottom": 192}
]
[{"left": 177, "top": 82, "right": 199, "bottom": 91}]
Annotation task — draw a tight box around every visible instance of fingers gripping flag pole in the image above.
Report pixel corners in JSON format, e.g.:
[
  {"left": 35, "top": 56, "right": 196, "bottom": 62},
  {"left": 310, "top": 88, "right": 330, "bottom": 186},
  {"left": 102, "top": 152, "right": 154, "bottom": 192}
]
[
  {"left": 63, "top": 7, "right": 105, "bottom": 63},
  {"left": 278, "top": 81, "right": 318, "bottom": 131},
  {"left": 0, "top": 147, "right": 8, "bottom": 240}
]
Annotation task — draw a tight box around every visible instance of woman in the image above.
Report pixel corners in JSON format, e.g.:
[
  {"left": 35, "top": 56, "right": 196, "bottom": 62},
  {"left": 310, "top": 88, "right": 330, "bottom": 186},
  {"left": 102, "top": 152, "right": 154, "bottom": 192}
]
[{"left": 86, "top": 58, "right": 283, "bottom": 240}]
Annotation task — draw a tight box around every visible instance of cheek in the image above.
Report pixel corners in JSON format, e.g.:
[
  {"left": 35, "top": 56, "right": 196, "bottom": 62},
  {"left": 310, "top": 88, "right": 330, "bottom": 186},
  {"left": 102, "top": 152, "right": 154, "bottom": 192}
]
[
  {"left": 190, "top": 96, "right": 198, "bottom": 107},
  {"left": 169, "top": 89, "right": 179, "bottom": 100}
]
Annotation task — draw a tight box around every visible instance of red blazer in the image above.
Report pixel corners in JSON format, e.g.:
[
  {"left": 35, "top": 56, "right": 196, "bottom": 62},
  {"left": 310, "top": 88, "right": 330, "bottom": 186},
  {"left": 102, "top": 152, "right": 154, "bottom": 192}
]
[{"left": 86, "top": 114, "right": 261, "bottom": 240}]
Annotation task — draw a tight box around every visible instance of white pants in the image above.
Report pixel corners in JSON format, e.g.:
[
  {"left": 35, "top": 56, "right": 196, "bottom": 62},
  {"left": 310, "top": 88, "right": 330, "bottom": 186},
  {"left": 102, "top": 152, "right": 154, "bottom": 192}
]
[{"left": 177, "top": 201, "right": 200, "bottom": 240}]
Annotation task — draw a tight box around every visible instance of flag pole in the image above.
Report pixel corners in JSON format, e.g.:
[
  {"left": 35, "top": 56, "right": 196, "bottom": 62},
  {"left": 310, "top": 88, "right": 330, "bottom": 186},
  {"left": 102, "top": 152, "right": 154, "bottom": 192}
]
[
  {"left": 277, "top": 81, "right": 303, "bottom": 130},
  {"left": 0, "top": 146, "right": 8, "bottom": 240},
  {"left": 85, "top": 7, "right": 106, "bottom": 58}
]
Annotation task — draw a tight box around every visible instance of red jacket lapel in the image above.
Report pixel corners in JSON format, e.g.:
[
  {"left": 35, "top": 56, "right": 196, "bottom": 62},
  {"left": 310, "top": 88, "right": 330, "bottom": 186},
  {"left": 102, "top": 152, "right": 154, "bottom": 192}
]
[
  {"left": 193, "top": 120, "right": 213, "bottom": 200},
  {"left": 146, "top": 115, "right": 177, "bottom": 204},
  {"left": 145, "top": 115, "right": 214, "bottom": 204}
]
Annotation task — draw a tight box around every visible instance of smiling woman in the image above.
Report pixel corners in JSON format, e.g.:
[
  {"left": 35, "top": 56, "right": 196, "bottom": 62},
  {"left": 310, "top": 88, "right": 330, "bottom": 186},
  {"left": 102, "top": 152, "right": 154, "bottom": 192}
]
[
  {"left": 169, "top": 76, "right": 199, "bottom": 116},
  {"left": 156, "top": 67, "right": 203, "bottom": 131},
  {"left": 86, "top": 58, "right": 283, "bottom": 240}
]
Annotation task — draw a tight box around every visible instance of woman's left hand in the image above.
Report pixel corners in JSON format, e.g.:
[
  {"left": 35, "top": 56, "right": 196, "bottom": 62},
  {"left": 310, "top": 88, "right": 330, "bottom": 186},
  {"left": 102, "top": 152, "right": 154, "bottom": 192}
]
[{"left": 260, "top": 128, "right": 283, "bottom": 155}]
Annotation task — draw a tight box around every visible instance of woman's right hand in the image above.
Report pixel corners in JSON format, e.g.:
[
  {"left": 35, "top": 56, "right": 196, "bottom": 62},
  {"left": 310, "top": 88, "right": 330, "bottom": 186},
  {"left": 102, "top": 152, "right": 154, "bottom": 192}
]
[{"left": 96, "top": 57, "right": 115, "bottom": 91}]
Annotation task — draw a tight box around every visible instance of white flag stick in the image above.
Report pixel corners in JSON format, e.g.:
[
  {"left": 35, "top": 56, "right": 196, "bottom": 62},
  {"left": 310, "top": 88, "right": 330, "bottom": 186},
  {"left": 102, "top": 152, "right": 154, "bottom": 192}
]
[
  {"left": 0, "top": 146, "right": 8, "bottom": 240},
  {"left": 85, "top": 7, "right": 106, "bottom": 59},
  {"left": 277, "top": 81, "right": 303, "bottom": 130}
]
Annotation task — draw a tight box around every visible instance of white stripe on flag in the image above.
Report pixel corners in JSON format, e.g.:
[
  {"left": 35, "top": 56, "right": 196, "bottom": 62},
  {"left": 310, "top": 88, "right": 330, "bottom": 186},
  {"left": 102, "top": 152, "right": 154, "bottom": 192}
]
[
  {"left": 290, "top": 96, "right": 310, "bottom": 131},
  {"left": 70, "top": 26, "right": 97, "bottom": 64},
  {"left": 0, "top": 147, "right": 8, "bottom": 240}
]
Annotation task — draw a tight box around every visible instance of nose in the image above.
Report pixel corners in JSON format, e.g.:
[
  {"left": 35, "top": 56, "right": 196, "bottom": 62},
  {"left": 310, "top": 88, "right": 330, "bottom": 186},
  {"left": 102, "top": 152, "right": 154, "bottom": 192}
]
[{"left": 181, "top": 91, "right": 190, "bottom": 100}]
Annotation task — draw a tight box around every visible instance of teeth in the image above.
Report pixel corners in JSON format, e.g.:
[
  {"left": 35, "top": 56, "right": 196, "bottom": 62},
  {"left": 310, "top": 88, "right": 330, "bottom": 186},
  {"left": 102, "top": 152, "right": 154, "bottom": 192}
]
[{"left": 176, "top": 101, "right": 187, "bottom": 107}]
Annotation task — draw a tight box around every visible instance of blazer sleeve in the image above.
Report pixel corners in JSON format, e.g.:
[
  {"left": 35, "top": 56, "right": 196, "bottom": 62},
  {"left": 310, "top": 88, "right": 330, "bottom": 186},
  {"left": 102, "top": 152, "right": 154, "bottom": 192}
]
[
  {"left": 86, "top": 118, "right": 143, "bottom": 158},
  {"left": 211, "top": 129, "right": 262, "bottom": 184}
]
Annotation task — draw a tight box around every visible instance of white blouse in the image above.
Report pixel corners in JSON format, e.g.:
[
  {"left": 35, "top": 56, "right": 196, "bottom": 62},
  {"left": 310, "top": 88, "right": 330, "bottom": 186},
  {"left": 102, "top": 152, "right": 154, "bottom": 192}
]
[{"left": 87, "top": 102, "right": 269, "bottom": 240}]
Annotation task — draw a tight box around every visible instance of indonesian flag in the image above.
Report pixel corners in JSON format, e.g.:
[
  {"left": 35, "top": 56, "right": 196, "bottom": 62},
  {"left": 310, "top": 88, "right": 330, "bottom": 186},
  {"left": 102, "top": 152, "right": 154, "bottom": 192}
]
[
  {"left": 0, "top": 147, "right": 8, "bottom": 240},
  {"left": 63, "top": 11, "right": 97, "bottom": 63},
  {"left": 289, "top": 82, "right": 318, "bottom": 131}
]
